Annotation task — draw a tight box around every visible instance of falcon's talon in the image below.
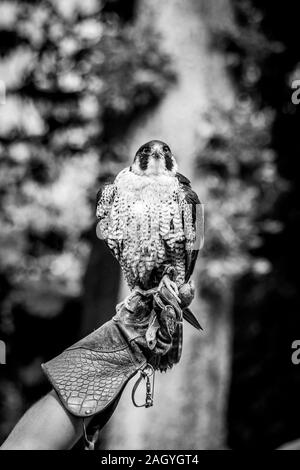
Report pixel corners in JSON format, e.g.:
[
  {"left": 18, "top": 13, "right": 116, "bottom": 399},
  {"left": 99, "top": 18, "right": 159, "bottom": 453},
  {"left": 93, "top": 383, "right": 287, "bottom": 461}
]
[
  {"left": 163, "top": 266, "right": 177, "bottom": 282},
  {"left": 123, "top": 287, "right": 144, "bottom": 310},
  {"left": 159, "top": 275, "right": 181, "bottom": 304},
  {"left": 124, "top": 286, "right": 159, "bottom": 310},
  {"left": 123, "top": 297, "right": 133, "bottom": 311}
]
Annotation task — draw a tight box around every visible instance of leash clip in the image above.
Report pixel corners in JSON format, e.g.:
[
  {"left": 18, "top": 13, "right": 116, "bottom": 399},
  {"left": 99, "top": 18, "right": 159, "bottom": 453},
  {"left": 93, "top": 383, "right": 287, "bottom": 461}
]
[{"left": 132, "top": 364, "right": 155, "bottom": 408}]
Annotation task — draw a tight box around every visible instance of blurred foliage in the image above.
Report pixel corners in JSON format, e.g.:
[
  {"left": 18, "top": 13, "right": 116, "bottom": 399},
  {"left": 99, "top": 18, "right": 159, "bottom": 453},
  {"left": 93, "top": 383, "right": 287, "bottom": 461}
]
[
  {"left": 208, "top": 0, "right": 300, "bottom": 449},
  {"left": 0, "top": 0, "right": 174, "bottom": 324},
  {"left": 0, "top": 0, "right": 174, "bottom": 440},
  {"left": 198, "top": 100, "right": 285, "bottom": 305}
]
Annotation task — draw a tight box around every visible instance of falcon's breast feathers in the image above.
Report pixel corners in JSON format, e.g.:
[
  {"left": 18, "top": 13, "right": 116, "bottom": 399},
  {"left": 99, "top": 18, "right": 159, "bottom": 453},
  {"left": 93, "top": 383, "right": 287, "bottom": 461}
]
[{"left": 96, "top": 141, "right": 204, "bottom": 291}]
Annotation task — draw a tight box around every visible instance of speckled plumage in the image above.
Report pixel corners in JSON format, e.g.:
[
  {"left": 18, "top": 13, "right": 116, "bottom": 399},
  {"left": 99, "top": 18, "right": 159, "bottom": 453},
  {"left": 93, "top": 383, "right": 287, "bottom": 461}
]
[{"left": 96, "top": 141, "right": 203, "bottom": 292}]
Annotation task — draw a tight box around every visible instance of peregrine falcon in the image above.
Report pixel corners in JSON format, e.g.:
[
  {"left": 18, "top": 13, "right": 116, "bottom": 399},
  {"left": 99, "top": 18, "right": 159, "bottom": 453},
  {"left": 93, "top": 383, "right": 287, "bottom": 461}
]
[{"left": 96, "top": 140, "right": 204, "bottom": 329}]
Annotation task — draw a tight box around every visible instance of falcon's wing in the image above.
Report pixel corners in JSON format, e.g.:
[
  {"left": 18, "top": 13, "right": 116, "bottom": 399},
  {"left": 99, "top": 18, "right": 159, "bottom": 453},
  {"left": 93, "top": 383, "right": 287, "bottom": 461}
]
[
  {"left": 176, "top": 172, "right": 204, "bottom": 282},
  {"left": 96, "top": 182, "right": 116, "bottom": 218},
  {"left": 96, "top": 182, "right": 117, "bottom": 248}
]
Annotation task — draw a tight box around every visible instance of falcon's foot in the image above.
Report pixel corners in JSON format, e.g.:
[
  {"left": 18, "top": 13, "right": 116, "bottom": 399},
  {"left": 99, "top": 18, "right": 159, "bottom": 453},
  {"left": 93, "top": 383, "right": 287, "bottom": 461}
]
[
  {"left": 123, "top": 286, "right": 156, "bottom": 311},
  {"left": 159, "top": 271, "right": 181, "bottom": 305}
]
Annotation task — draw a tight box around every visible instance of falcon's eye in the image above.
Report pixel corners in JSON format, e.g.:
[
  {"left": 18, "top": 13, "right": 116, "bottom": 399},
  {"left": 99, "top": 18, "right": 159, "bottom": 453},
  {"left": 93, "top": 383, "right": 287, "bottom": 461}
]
[
  {"left": 142, "top": 147, "right": 151, "bottom": 153},
  {"left": 163, "top": 145, "right": 170, "bottom": 152}
]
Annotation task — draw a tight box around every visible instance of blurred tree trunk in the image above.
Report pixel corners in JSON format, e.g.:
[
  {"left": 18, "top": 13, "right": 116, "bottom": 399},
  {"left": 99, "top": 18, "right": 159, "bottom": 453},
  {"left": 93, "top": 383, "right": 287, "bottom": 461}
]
[
  {"left": 104, "top": 0, "right": 235, "bottom": 449},
  {"left": 81, "top": 235, "right": 120, "bottom": 335}
]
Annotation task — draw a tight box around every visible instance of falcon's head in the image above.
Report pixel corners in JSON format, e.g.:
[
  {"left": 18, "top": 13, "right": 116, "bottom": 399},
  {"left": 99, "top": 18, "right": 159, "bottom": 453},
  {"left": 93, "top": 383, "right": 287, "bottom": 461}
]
[{"left": 131, "top": 140, "right": 178, "bottom": 176}]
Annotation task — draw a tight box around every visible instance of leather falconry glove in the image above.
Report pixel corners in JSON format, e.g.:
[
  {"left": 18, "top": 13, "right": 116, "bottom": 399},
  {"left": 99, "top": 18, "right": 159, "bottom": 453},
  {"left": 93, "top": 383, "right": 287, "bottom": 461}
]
[{"left": 42, "top": 279, "right": 197, "bottom": 449}]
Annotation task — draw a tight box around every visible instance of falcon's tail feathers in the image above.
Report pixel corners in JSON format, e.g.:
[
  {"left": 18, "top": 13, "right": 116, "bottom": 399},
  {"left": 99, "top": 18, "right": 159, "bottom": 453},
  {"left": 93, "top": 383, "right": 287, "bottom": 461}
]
[{"left": 183, "top": 307, "right": 203, "bottom": 331}]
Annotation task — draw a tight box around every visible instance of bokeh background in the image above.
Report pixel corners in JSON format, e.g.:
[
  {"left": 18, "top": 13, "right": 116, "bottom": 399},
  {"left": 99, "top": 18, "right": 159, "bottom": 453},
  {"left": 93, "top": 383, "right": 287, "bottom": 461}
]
[{"left": 0, "top": 0, "right": 300, "bottom": 450}]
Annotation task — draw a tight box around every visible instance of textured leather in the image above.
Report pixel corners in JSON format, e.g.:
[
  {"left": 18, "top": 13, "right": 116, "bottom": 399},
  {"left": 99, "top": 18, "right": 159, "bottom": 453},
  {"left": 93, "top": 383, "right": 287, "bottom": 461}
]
[
  {"left": 42, "top": 281, "right": 195, "bottom": 418},
  {"left": 42, "top": 319, "right": 146, "bottom": 417}
]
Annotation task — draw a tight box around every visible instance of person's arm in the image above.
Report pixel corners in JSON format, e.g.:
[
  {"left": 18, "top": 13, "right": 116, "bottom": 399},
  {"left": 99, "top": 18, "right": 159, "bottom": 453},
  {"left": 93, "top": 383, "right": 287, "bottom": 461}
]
[{"left": 0, "top": 389, "right": 90, "bottom": 450}]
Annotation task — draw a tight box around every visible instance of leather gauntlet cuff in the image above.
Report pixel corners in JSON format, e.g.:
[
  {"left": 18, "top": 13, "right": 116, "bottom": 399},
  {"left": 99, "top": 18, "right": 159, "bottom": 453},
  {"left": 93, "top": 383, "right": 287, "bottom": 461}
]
[
  {"left": 42, "top": 318, "right": 147, "bottom": 418},
  {"left": 41, "top": 281, "right": 195, "bottom": 419}
]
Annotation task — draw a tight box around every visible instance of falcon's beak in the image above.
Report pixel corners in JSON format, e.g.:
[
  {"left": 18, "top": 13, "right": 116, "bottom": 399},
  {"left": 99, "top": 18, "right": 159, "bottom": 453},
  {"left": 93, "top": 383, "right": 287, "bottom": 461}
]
[{"left": 152, "top": 151, "right": 160, "bottom": 160}]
